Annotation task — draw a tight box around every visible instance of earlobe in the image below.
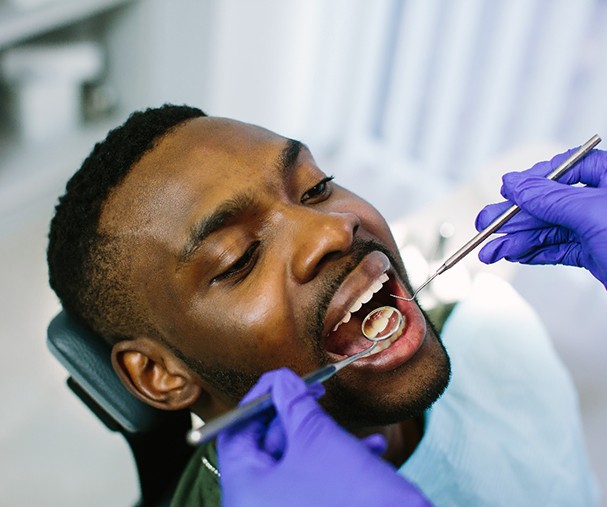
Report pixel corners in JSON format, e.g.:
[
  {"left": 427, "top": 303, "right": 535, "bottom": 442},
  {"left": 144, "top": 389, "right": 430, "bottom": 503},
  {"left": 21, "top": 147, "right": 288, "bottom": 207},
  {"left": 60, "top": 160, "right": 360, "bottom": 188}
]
[{"left": 111, "top": 337, "right": 202, "bottom": 411}]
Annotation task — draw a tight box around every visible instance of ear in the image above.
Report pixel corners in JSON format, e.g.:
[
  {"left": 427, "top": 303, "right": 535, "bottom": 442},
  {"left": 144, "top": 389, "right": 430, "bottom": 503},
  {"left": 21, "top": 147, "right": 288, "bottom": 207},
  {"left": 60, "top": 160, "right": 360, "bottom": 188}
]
[{"left": 111, "top": 336, "right": 202, "bottom": 411}]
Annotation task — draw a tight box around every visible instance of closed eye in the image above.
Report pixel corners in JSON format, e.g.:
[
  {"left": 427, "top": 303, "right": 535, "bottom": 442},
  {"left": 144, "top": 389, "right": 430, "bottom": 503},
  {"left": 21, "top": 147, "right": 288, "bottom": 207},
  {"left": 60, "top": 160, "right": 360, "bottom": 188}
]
[
  {"left": 212, "top": 241, "right": 261, "bottom": 284},
  {"left": 301, "top": 176, "right": 334, "bottom": 203}
]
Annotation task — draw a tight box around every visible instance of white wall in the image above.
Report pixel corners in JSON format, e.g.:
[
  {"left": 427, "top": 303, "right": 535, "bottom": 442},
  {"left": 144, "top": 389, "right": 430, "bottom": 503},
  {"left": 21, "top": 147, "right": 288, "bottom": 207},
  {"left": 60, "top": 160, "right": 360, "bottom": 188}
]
[{"left": 199, "top": 0, "right": 607, "bottom": 219}]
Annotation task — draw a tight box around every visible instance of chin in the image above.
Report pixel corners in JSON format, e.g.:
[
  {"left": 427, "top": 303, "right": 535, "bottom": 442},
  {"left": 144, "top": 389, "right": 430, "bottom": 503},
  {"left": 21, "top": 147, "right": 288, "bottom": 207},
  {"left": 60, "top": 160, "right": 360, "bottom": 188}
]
[{"left": 321, "top": 338, "right": 451, "bottom": 430}]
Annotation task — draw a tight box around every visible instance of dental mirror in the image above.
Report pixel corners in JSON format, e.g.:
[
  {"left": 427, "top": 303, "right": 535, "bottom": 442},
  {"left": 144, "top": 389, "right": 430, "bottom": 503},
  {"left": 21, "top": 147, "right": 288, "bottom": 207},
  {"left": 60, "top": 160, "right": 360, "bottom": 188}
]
[{"left": 361, "top": 305, "right": 404, "bottom": 342}]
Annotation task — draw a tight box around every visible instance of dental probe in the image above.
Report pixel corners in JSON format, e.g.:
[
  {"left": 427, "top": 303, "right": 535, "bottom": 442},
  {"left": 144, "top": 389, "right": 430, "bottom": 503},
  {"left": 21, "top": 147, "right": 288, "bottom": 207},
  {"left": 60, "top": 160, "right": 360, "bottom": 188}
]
[
  {"left": 392, "top": 134, "right": 602, "bottom": 302},
  {"left": 186, "top": 307, "right": 403, "bottom": 446}
]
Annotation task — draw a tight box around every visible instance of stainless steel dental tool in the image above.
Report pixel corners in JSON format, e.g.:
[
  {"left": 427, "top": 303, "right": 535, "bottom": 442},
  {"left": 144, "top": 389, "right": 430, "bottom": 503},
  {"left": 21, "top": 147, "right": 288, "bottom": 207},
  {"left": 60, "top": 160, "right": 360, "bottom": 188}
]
[
  {"left": 392, "top": 134, "right": 602, "bottom": 302},
  {"left": 186, "top": 306, "right": 404, "bottom": 446}
]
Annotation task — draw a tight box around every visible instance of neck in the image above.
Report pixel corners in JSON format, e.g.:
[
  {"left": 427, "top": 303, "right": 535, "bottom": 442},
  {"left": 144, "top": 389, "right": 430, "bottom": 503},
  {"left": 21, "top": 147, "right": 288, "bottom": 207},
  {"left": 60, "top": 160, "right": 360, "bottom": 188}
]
[{"left": 356, "top": 415, "right": 425, "bottom": 467}]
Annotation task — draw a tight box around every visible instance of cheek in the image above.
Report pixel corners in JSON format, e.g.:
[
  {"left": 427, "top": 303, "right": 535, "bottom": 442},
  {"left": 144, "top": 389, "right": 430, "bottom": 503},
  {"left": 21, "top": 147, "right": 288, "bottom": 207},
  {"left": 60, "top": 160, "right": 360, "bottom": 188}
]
[
  {"left": 191, "top": 288, "right": 301, "bottom": 370},
  {"left": 362, "top": 207, "right": 396, "bottom": 246}
]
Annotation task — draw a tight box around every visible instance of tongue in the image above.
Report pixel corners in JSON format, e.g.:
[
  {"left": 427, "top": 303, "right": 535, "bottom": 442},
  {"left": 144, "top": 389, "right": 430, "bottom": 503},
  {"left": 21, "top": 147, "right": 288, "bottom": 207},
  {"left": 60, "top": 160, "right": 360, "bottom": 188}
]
[{"left": 324, "top": 319, "right": 370, "bottom": 356}]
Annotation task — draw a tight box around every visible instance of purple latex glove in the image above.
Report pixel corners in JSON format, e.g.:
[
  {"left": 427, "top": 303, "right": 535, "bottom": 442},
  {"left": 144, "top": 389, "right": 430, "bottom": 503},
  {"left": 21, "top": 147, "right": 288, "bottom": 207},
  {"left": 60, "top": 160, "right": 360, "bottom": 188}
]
[
  {"left": 475, "top": 148, "right": 607, "bottom": 289},
  {"left": 217, "top": 368, "right": 432, "bottom": 507}
]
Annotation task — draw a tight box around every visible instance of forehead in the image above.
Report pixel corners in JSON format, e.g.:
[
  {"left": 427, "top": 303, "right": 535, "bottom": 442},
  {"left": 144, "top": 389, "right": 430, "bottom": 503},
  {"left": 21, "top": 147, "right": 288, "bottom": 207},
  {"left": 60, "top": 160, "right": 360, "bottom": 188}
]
[{"left": 100, "top": 117, "right": 289, "bottom": 233}]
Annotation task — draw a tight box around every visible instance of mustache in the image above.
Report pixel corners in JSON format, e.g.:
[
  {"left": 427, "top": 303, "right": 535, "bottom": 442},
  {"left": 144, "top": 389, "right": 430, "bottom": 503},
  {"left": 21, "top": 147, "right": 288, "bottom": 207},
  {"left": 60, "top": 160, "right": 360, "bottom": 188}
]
[{"left": 306, "top": 237, "right": 407, "bottom": 354}]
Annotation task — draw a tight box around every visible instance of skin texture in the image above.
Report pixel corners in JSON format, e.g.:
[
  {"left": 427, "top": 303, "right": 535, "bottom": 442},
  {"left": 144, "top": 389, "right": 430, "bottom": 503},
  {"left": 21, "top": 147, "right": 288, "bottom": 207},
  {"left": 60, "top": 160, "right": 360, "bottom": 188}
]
[{"left": 105, "top": 117, "right": 450, "bottom": 465}]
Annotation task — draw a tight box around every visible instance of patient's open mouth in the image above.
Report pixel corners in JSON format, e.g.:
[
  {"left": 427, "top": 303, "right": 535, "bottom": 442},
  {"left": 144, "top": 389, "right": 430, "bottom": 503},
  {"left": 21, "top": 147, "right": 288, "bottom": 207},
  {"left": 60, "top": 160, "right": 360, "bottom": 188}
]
[{"left": 323, "top": 272, "right": 406, "bottom": 358}]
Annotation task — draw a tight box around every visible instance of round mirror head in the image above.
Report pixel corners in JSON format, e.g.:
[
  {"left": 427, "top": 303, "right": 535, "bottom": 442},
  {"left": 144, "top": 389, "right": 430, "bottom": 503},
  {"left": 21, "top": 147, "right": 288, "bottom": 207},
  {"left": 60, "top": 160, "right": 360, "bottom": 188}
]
[{"left": 361, "top": 306, "right": 404, "bottom": 342}]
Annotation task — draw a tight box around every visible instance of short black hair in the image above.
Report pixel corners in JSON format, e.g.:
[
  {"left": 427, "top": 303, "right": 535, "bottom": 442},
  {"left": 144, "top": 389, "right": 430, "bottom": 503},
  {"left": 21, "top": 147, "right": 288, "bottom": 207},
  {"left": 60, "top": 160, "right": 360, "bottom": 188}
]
[{"left": 47, "top": 104, "right": 207, "bottom": 342}]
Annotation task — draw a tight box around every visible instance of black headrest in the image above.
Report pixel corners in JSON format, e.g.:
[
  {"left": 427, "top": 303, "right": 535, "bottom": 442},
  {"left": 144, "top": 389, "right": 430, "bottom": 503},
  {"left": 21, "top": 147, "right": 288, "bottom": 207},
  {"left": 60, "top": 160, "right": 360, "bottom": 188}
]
[{"left": 47, "top": 311, "right": 181, "bottom": 434}]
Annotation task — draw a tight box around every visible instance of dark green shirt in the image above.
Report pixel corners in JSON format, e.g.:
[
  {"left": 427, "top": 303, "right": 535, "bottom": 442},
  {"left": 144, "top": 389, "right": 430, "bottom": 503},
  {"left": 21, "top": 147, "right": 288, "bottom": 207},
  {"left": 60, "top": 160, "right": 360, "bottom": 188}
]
[{"left": 171, "top": 441, "right": 221, "bottom": 507}]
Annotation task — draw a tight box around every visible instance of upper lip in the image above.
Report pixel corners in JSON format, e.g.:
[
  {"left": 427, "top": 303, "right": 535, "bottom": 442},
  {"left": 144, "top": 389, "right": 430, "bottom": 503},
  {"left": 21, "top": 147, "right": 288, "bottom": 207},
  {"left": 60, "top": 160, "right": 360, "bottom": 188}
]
[{"left": 321, "top": 250, "right": 392, "bottom": 337}]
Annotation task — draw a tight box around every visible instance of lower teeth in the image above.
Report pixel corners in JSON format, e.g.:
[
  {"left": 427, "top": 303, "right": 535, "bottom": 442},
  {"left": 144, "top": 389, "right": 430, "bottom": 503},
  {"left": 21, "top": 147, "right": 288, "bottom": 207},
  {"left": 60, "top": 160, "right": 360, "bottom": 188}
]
[{"left": 366, "top": 318, "right": 406, "bottom": 356}]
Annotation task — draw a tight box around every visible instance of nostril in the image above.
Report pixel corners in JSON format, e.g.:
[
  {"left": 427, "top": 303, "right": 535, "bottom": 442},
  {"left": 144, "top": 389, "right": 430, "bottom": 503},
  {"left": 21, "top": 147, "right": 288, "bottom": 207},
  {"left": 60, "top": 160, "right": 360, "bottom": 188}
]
[{"left": 315, "top": 250, "right": 346, "bottom": 272}]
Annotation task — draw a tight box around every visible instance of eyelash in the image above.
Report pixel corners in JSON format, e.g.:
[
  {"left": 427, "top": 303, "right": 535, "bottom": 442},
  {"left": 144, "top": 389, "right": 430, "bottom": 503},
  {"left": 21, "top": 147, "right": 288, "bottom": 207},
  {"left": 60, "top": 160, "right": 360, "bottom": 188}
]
[
  {"left": 214, "top": 241, "right": 261, "bottom": 283},
  {"left": 300, "top": 175, "right": 335, "bottom": 203}
]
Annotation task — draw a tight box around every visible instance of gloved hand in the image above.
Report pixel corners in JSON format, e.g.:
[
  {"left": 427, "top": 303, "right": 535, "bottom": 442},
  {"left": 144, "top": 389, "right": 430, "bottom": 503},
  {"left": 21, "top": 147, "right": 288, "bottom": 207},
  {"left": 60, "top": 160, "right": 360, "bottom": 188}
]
[
  {"left": 475, "top": 148, "right": 607, "bottom": 289},
  {"left": 217, "top": 368, "right": 432, "bottom": 507}
]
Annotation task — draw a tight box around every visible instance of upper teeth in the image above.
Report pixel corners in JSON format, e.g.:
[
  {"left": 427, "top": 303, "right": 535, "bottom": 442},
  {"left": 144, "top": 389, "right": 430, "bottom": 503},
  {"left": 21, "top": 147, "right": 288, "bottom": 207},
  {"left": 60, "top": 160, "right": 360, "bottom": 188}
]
[{"left": 332, "top": 272, "right": 389, "bottom": 332}]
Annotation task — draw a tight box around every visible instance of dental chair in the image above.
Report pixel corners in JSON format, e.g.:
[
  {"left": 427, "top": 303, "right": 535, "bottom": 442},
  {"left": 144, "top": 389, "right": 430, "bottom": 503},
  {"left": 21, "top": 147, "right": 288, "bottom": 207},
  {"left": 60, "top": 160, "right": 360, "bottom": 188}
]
[{"left": 46, "top": 310, "right": 195, "bottom": 507}]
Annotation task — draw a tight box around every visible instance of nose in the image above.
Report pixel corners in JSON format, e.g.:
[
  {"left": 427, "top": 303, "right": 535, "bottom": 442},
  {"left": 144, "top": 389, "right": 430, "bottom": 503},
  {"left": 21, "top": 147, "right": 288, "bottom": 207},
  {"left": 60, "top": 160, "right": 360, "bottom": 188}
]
[{"left": 289, "top": 208, "right": 360, "bottom": 283}]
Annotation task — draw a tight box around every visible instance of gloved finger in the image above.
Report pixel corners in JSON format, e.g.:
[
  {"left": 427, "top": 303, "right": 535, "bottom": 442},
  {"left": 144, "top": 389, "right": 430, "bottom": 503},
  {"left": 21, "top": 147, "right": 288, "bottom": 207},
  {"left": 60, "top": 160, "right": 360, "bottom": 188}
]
[
  {"left": 501, "top": 175, "right": 603, "bottom": 235},
  {"left": 306, "top": 381, "right": 326, "bottom": 400},
  {"left": 219, "top": 368, "right": 290, "bottom": 453},
  {"left": 260, "top": 377, "right": 326, "bottom": 458},
  {"left": 478, "top": 234, "right": 523, "bottom": 264},
  {"left": 220, "top": 391, "right": 275, "bottom": 452},
  {"left": 252, "top": 367, "right": 326, "bottom": 397},
  {"left": 494, "top": 149, "right": 581, "bottom": 196},
  {"left": 478, "top": 227, "right": 551, "bottom": 263},
  {"left": 239, "top": 368, "right": 293, "bottom": 405},
  {"left": 217, "top": 412, "right": 277, "bottom": 472},
  {"left": 360, "top": 433, "right": 388, "bottom": 456},
  {"left": 474, "top": 150, "right": 600, "bottom": 232},
  {"left": 507, "top": 148, "right": 607, "bottom": 187},
  {"left": 217, "top": 374, "right": 282, "bottom": 447},
  {"left": 270, "top": 368, "right": 317, "bottom": 415},
  {"left": 229, "top": 369, "right": 327, "bottom": 458},
  {"left": 511, "top": 148, "right": 579, "bottom": 180},
  {"left": 475, "top": 201, "right": 546, "bottom": 232},
  {"left": 270, "top": 369, "right": 335, "bottom": 443},
  {"left": 551, "top": 148, "right": 607, "bottom": 187},
  {"left": 217, "top": 370, "right": 303, "bottom": 471},
  {"left": 259, "top": 416, "right": 287, "bottom": 460},
  {"left": 478, "top": 228, "right": 575, "bottom": 265},
  {"left": 475, "top": 201, "right": 511, "bottom": 231},
  {"left": 503, "top": 244, "right": 585, "bottom": 267},
  {"left": 538, "top": 242, "right": 585, "bottom": 268}
]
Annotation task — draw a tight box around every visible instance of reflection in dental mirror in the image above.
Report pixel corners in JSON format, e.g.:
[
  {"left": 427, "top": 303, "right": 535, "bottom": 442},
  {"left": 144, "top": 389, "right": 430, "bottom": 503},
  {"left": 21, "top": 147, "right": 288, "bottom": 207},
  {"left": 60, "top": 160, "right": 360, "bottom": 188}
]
[{"left": 361, "top": 306, "right": 404, "bottom": 342}]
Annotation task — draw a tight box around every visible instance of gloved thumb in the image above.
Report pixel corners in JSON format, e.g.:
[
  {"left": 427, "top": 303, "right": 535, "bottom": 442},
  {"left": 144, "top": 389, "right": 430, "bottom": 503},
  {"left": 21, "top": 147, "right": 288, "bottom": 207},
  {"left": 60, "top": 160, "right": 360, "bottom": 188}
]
[
  {"left": 501, "top": 173, "right": 594, "bottom": 233},
  {"left": 271, "top": 369, "right": 333, "bottom": 444},
  {"left": 260, "top": 379, "right": 323, "bottom": 458}
]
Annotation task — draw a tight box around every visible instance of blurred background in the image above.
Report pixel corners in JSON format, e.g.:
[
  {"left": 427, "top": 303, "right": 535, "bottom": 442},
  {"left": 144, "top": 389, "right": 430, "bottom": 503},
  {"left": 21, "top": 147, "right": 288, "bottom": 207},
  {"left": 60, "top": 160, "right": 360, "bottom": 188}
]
[{"left": 1, "top": 0, "right": 606, "bottom": 504}]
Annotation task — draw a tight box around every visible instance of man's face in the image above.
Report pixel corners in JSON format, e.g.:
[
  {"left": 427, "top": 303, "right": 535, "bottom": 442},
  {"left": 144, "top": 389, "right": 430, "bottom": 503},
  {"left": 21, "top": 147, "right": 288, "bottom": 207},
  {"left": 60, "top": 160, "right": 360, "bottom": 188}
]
[{"left": 101, "top": 117, "right": 450, "bottom": 428}]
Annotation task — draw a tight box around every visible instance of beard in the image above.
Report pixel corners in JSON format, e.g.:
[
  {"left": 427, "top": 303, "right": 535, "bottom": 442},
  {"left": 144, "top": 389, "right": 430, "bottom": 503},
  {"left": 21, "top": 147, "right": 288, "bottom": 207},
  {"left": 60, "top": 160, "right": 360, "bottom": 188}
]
[{"left": 173, "top": 237, "right": 451, "bottom": 427}]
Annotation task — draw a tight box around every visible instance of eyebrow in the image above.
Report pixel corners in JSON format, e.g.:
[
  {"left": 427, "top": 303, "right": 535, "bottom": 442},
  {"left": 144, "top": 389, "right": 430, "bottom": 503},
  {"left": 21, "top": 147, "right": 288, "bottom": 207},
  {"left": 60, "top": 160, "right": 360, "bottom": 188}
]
[
  {"left": 177, "top": 138, "right": 305, "bottom": 265},
  {"left": 278, "top": 138, "right": 304, "bottom": 176},
  {"left": 178, "top": 192, "right": 255, "bottom": 265}
]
